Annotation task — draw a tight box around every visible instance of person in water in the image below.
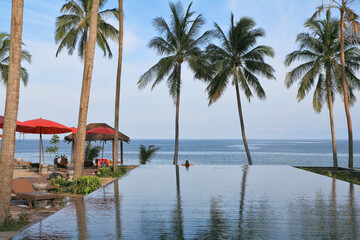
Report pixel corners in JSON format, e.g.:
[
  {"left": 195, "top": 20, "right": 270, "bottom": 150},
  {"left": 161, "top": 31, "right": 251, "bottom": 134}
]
[{"left": 185, "top": 160, "right": 190, "bottom": 167}]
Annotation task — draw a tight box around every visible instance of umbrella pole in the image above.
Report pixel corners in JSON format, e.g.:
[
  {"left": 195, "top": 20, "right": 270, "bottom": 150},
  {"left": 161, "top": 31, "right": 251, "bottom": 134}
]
[
  {"left": 39, "top": 130, "right": 42, "bottom": 183},
  {"left": 102, "top": 141, "right": 104, "bottom": 160}
]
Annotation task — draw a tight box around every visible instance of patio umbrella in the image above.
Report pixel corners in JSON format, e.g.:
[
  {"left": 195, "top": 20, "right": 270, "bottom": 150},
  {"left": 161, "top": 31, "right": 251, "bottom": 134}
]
[
  {"left": 20, "top": 118, "right": 72, "bottom": 183},
  {"left": 87, "top": 127, "right": 123, "bottom": 160},
  {"left": 0, "top": 115, "right": 35, "bottom": 132}
]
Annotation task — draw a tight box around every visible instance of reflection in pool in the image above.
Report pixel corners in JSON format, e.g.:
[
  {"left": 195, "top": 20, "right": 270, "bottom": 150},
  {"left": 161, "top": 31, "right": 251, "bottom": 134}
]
[{"left": 12, "top": 165, "right": 360, "bottom": 239}]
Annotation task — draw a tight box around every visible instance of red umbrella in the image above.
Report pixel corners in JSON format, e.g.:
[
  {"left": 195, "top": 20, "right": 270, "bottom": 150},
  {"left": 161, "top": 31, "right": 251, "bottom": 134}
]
[
  {"left": 20, "top": 118, "right": 73, "bottom": 183},
  {"left": 0, "top": 115, "right": 35, "bottom": 132}
]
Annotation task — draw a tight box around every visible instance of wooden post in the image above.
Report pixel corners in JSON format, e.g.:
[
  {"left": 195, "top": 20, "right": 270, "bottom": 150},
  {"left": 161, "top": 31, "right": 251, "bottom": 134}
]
[{"left": 120, "top": 140, "right": 123, "bottom": 165}]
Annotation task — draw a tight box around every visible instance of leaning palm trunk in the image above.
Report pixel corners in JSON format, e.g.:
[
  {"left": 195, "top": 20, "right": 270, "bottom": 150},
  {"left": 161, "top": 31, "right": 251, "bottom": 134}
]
[
  {"left": 113, "top": 0, "right": 123, "bottom": 168},
  {"left": 0, "top": 0, "right": 24, "bottom": 226},
  {"left": 235, "top": 80, "right": 252, "bottom": 165},
  {"left": 74, "top": 0, "right": 100, "bottom": 179},
  {"left": 340, "top": 10, "right": 353, "bottom": 168},
  {"left": 173, "top": 63, "right": 181, "bottom": 165},
  {"left": 326, "top": 72, "right": 338, "bottom": 167}
]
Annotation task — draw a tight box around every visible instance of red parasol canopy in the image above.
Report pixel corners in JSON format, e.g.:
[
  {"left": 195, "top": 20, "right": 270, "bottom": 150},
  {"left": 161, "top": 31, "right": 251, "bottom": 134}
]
[
  {"left": 0, "top": 115, "right": 35, "bottom": 132},
  {"left": 20, "top": 118, "right": 72, "bottom": 134}
]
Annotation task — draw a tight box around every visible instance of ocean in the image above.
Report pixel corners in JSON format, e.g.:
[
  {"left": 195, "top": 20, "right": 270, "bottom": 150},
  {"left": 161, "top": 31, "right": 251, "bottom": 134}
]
[{"left": 9, "top": 139, "right": 360, "bottom": 167}]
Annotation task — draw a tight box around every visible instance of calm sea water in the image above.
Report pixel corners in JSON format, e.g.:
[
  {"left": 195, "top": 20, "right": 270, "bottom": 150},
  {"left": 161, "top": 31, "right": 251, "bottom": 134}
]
[{"left": 8, "top": 139, "right": 360, "bottom": 167}]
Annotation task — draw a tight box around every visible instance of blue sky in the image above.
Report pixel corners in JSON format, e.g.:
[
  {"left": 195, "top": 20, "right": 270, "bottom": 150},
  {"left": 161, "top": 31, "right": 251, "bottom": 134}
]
[{"left": 0, "top": 0, "right": 360, "bottom": 140}]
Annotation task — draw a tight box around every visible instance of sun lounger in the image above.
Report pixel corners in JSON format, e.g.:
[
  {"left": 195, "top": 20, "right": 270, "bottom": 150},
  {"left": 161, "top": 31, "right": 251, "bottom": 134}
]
[{"left": 12, "top": 179, "right": 58, "bottom": 208}]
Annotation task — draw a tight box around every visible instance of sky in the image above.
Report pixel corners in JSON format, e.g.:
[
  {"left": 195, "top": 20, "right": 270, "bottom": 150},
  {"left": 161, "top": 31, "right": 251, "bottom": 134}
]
[{"left": 0, "top": 0, "right": 360, "bottom": 140}]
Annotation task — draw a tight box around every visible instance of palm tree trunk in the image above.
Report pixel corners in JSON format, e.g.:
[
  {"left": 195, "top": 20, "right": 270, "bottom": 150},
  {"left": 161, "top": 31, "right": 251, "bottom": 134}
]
[
  {"left": 173, "top": 64, "right": 181, "bottom": 165},
  {"left": 74, "top": 0, "right": 100, "bottom": 179},
  {"left": 0, "top": 0, "right": 24, "bottom": 226},
  {"left": 340, "top": 9, "right": 354, "bottom": 168},
  {"left": 235, "top": 80, "right": 252, "bottom": 165},
  {"left": 113, "top": 0, "right": 123, "bottom": 169},
  {"left": 326, "top": 71, "right": 338, "bottom": 167}
]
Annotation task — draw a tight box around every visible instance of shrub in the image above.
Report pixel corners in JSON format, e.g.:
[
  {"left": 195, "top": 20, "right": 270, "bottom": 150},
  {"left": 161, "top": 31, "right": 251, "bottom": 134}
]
[
  {"left": 71, "top": 176, "right": 102, "bottom": 195},
  {"left": 97, "top": 166, "right": 127, "bottom": 178},
  {"left": 0, "top": 211, "right": 29, "bottom": 231},
  {"left": 50, "top": 176, "right": 102, "bottom": 195}
]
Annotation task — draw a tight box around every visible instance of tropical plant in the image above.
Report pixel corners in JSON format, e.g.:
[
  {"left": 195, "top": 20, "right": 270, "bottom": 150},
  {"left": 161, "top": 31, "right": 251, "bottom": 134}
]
[
  {"left": 113, "top": 0, "right": 123, "bottom": 169},
  {"left": 137, "top": 1, "right": 212, "bottom": 165},
  {"left": 0, "top": 0, "right": 25, "bottom": 226},
  {"left": 45, "top": 134, "right": 60, "bottom": 160},
  {"left": 312, "top": 0, "right": 360, "bottom": 168},
  {"left": 55, "top": 0, "right": 118, "bottom": 59},
  {"left": 85, "top": 142, "right": 102, "bottom": 160},
  {"left": 139, "top": 144, "right": 160, "bottom": 164},
  {"left": 285, "top": 10, "right": 360, "bottom": 167},
  {"left": 0, "top": 32, "right": 31, "bottom": 85},
  {"left": 204, "top": 14, "right": 275, "bottom": 165},
  {"left": 96, "top": 166, "right": 126, "bottom": 177},
  {"left": 50, "top": 176, "right": 102, "bottom": 195},
  {"left": 74, "top": 0, "right": 100, "bottom": 179}
]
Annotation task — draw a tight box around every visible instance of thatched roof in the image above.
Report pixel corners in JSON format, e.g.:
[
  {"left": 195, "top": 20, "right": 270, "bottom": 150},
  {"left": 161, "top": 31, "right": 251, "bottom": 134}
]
[{"left": 64, "top": 123, "right": 130, "bottom": 143}]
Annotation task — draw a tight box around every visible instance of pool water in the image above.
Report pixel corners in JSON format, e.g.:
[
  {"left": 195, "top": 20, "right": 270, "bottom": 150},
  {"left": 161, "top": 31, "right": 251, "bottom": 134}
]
[{"left": 13, "top": 166, "right": 360, "bottom": 239}]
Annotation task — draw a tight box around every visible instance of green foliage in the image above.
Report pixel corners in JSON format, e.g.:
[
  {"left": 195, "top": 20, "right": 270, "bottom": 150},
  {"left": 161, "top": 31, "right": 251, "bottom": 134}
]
[
  {"left": 85, "top": 142, "right": 102, "bottom": 160},
  {"left": 45, "top": 135, "right": 60, "bottom": 160},
  {"left": 139, "top": 145, "right": 160, "bottom": 164},
  {"left": 0, "top": 32, "right": 32, "bottom": 86},
  {"left": 97, "top": 166, "right": 126, "bottom": 178},
  {"left": 0, "top": 211, "right": 29, "bottom": 231},
  {"left": 50, "top": 176, "right": 102, "bottom": 195},
  {"left": 71, "top": 176, "right": 102, "bottom": 195},
  {"left": 301, "top": 167, "right": 360, "bottom": 185}
]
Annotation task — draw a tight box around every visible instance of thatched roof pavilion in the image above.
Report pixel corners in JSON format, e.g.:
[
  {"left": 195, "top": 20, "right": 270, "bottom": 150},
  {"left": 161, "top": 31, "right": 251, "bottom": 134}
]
[{"left": 65, "top": 123, "right": 130, "bottom": 165}]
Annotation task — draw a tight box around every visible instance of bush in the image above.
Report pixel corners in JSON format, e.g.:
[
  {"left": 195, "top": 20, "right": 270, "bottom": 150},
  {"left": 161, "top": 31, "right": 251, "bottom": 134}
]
[
  {"left": 97, "top": 166, "right": 126, "bottom": 178},
  {"left": 50, "top": 176, "right": 102, "bottom": 195},
  {"left": 0, "top": 211, "right": 29, "bottom": 231},
  {"left": 71, "top": 176, "right": 102, "bottom": 195}
]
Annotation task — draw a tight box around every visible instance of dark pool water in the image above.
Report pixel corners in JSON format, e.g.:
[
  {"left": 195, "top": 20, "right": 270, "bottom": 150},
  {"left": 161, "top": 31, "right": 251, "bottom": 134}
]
[{"left": 12, "top": 166, "right": 360, "bottom": 239}]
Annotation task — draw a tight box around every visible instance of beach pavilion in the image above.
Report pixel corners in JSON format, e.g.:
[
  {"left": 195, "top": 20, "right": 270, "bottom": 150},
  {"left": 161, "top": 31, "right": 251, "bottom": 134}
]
[{"left": 64, "top": 123, "right": 130, "bottom": 165}]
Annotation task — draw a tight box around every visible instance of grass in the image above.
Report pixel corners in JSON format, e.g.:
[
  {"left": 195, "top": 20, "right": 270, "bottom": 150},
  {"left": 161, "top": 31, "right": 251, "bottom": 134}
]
[{"left": 300, "top": 167, "right": 360, "bottom": 185}]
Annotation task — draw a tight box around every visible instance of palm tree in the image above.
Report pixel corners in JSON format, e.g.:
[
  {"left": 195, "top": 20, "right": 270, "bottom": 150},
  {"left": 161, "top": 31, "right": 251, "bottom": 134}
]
[
  {"left": 285, "top": 10, "right": 360, "bottom": 167},
  {"left": 0, "top": 0, "right": 24, "bottom": 226},
  {"left": 55, "top": 0, "right": 118, "bottom": 59},
  {"left": 137, "top": 1, "right": 212, "bottom": 165},
  {"left": 113, "top": 0, "right": 123, "bottom": 169},
  {"left": 139, "top": 145, "right": 160, "bottom": 164},
  {"left": 205, "top": 14, "right": 275, "bottom": 165},
  {"left": 312, "top": 0, "right": 360, "bottom": 168},
  {"left": 0, "top": 32, "right": 31, "bottom": 85},
  {"left": 73, "top": 0, "right": 100, "bottom": 179},
  {"left": 85, "top": 142, "right": 102, "bottom": 160}
]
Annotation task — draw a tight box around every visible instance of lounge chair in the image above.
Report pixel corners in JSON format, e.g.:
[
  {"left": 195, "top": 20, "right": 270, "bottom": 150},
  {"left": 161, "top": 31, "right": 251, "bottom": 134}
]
[
  {"left": 12, "top": 179, "right": 58, "bottom": 208},
  {"left": 54, "top": 158, "right": 67, "bottom": 169}
]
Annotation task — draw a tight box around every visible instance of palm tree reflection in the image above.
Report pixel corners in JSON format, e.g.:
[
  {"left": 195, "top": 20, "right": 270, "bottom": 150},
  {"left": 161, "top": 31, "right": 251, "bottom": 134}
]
[
  {"left": 114, "top": 179, "right": 122, "bottom": 239},
  {"left": 75, "top": 197, "right": 88, "bottom": 240},
  {"left": 172, "top": 165, "right": 184, "bottom": 239}
]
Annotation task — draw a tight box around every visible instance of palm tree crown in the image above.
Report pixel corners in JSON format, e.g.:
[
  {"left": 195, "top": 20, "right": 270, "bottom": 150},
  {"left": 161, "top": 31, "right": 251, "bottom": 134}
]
[
  {"left": 285, "top": 10, "right": 360, "bottom": 111},
  {"left": 206, "top": 14, "right": 275, "bottom": 104},
  {"left": 0, "top": 32, "right": 31, "bottom": 85},
  {"left": 55, "top": 0, "right": 118, "bottom": 59}
]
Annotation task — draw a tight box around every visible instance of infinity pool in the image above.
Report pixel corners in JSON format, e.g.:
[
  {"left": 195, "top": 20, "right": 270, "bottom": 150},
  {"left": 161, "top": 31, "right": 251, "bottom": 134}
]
[{"left": 13, "top": 165, "right": 360, "bottom": 239}]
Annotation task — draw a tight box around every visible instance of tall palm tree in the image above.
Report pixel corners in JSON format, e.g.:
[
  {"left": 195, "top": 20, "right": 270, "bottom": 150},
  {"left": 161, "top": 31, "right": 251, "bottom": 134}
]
[
  {"left": 73, "top": 0, "right": 100, "bottom": 179},
  {"left": 139, "top": 144, "right": 160, "bottom": 164},
  {"left": 312, "top": 0, "right": 360, "bottom": 168},
  {"left": 0, "top": 0, "right": 24, "bottom": 226},
  {"left": 0, "top": 32, "right": 31, "bottom": 85},
  {"left": 137, "top": 1, "right": 212, "bottom": 165},
  {"left": 285, "top": 10, "right": 360, "bottom": 167},
  {"left": 205, "top": 14, "right": 275, "bottom": 165},
  {"left": 113, "top": 0, "right": 123, "bottom": 169},
  {"left": 55, "top": 0, "right": 118, "bottom": 59}
]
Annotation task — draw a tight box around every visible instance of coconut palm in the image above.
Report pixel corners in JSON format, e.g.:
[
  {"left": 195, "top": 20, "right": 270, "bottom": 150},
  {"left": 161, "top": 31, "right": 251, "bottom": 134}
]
[
  {"left": 139, "top": 145, "right": 160, "bottom": 164},
  {"left": 85, "top": 142, "right": 102, "bottom": 160},
  {"left": 285, "top": 10, "right": 360, "bottom": 167},
  {"left": 0, "top": 0, "right": 24, "bottom": 226},
  {"left": 73, "top": 0, "right": 100, "bottom": 179},
  {"left": 0, "top": 32, "right": 31, "bottom": 85},
  {"left": 312, "top": 0, "right": 360, "bottom": 168},
  {"left": 137, "top": 1, "right": 213, "bottom": 165},
  {"left": 113, "top": 0, "right": 123, "bottom": 169},
  {"left": 205, "top": 15, "right": 275, "bottom": 165},
  {"left": 55, "top": 0, "right": 118, "bottom": 59}
]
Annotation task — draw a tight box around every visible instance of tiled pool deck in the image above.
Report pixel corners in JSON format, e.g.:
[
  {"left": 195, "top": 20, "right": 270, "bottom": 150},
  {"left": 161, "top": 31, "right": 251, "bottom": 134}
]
[{"left": 12, "top": 165, "right": 360, "bottom": 239}]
